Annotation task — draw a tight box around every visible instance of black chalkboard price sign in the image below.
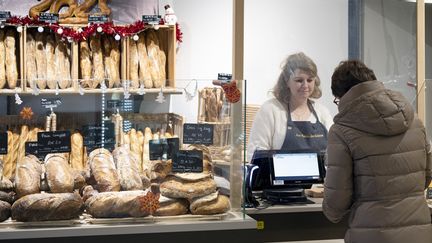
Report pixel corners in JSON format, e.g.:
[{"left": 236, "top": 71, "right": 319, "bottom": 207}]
[
  {"left": 142, "top": 15, "right": 161, "bottom": 24},
  {"left": 183, "top": 123, "right": 214, "bottom": 145},
  {"left": 25, "top": 142, "right": 46, "bottom": 161},
  {"left": 39, "top": 12, "right": 59, "bottom": 23},
  {"left": 41, "top": 97, "right": 62, "bottom": 109},
  {"left": 0, "top": 11, "right": 11, "bottom": 20},
  {"left": 82, "top": 123, "right": 115, "bottom": 152},
  {"left": 427, "top": 188, "right": 432, "bottom": 199},
  {"left": 149, "top": 137, "right": 179, "bottom": 160},
  {"left": 172, "top": 150, "right": 203, "bottom": 173},
  {"left": 0, "top": 132, "right": 7, "bottom": 155},
  {"left": 88, "top": 15, "right": 109, "bottom": 24},
  {"left": 37, "top": 131, "right": 71, "bottom": 154}
]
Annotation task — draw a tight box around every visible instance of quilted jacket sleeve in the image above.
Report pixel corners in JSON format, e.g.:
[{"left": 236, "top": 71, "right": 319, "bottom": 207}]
[
  {"left": 322, "top": 125, "right": 353, "bottom": 223},
  {"left": 424, "top": 136, "right": 432, "bottom": 189}
]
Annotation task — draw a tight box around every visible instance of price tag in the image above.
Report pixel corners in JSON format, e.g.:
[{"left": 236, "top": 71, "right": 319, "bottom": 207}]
[
  {"left": 142, "top": 15, "right": 161, "bottom": 24},
  {"left": 88, "top": 15, "right": 109, "bottom": 24},
  {"left": 183, "top": 123, "right": 214, "bottom": 145},
  {"left": 39, "top": 12, "right": 59, "bottom": 24},
  {"left": 0, "top": 11, "right": 11, "bottom": 20},
  {"left": 82, "top": 123, "right": 115, "bottom": 152},
  {"left": 427, "top": 188, "right": 432, "bottom": 199},
  {"left": 123, "top": 120, "right": 132, "bottom": 133},
  {"left": 0, "top": 132, "right": 7, "bottom": 155},
  {"left": 172, "top": 150, "right": 203, "bottom": 173},
  {"left": 37, "top": 131, "right": 71, "bottom": 154},
  {"left": 218, "top": 73, "right": 232, "bottom": 81},
  {"left": 107, "top": 99, "right": 133, "bottom": 112},
  {"left": 107, "top": 100, "right": 120, "bottom": 110},
  {"left": 25, "top": 142, "right": 46, "bottom": 161},
  {"left": 41, "top": 97, "right": 62, "bottom": 109},
  {"left": 149, "top": 137, "right": 179, "bottom": 160}
]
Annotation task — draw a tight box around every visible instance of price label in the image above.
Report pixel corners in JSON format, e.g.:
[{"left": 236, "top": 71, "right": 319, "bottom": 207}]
[
  {"left": 183, "top": 123, "right": 214, "bottom": 145},
  {"left": 0, "top": 11, "right": 11, "bottom": 20},
  {"left": 37, "top": 131, "right": 71, "bottom": 154},
  {"left": 427, "top": 188, "right": 432, "bottom": 199},
  {"left": 39, "top": 12, "right": 59, "bottom": 24},
  {"left": 107, "top": 99, "right": 133, "bottom": 112},
  {"left": 218, "top": 73, "right": 232, "bottom": 81},
  {"left": 149, "top": 137, "right": 179, "bottom": 160},
  {"left": 172, "top": 150, "right": 203, "bottom": 173},
  {"left": 123, "top": 120, "right": 132, "bottom": 133},
  {"left": 25, "top": 142, "right": 46, "bottom": 161},
  {"left": 82, "top": 123, "right": 115, "bottom": 152},
  {"left": 88, "top": 15, "right": 109, "bottom": 24},
  {"left": 142, "top": 15, "right": 161, "bottom": 24},
  {"left": 41, "top": 97, "right": 62, "bottom": 109},
  {"left": 0, "top": 132, "right": 7, "bottom": 155}
]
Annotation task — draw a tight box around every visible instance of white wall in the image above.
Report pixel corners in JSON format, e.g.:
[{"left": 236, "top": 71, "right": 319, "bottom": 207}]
[{"left": 244, "top": 0, "right": 348, "bottom": 116}]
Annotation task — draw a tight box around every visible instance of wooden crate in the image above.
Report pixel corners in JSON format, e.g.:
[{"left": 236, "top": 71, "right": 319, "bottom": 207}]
[{"left": 0, "top": 25, "right": 24, "bottom": 93}]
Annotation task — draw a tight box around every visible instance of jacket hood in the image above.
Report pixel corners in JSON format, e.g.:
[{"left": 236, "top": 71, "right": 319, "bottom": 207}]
[{"left": 334, "top": 81, "right": 414, "bottom": 136}]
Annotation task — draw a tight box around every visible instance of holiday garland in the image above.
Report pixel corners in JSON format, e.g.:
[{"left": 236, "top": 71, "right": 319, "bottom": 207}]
[{"left": 6, "top": 15, "right": 183, "bottom": 43}]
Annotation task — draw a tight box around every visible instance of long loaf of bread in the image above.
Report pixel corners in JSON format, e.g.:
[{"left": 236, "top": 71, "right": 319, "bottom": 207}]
[
  {"left": 137, "top": 32, "right": 152, "bottom": 88},
  {"left": 79, "top": 41, "right": 92, "bottom": 88},
  {"left": 15, "top": 155, "right": 42, "bottom": 198},
  {"left": 70, "top": 132, "right": 84, "bottom": 171},
  {"left": 101, "top": 36, "right": 113, "bottom": 88},
  {"left": 109, "top": 37, "right": 121, "bottom": 87},
  {"left": 128, "top": 39, "right": 139, "bottom": 88},
  {"left": 26, "top": 32, "right": 37, "bottom": 88},
  {"left": 35, "top": 32, "right": 47, "bottom": 89},
  {"left": 0, "top": 30, "right": 5, "bottom": 89},
  {"left": 145, "top": 30, "right": 162, "bottom": 88},
  {"left": 55, "top": 36, "right": 71, "bottom": 89},
  {"left": 90, "top": 36, "right": 104, "bottom": 89},
  {"left": 46, "top": 34, "right": 56, "bottom": 89},
  {"left": 142, "top": 127, "right": 152, "bottom": 177},
  {"left": 3, "top": 132, "right": 19, "bottom": 180},
  {"left": 18, "top": 125, "right": 29, "bottom": 165},
  {"left": 5, "top": 29, "right": 17, "bottom": 89}
]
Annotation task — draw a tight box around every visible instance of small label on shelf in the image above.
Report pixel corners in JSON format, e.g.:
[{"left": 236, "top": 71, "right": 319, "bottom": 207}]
[
  {"left": 107, "top": 99, "right": 133, "bottom": 113},
  {"left": 0, "top": 132, "right": 7, "bottom": 155},
  {"left": 0, "top": 11, "right": 11, "bottom": 20},
  {"left": 427, "top": 188, "right": 432, "bottom": 199},
  {"left": 37, "top": 131, "right": 71, "bottom": 154},
  {"left": 82, "top": 123, "right": 115, "bottom": 152},
  {"left": 172, "top": 150, "right": 203, "bottom": 173},
  {"left": 25, "top": 142, "right": 46, "bottom": 161},
  {"left": 142, "top": 15, "right": 161, "bottom": 24},
  {"left": 39, "top": 12, "right": 59, "bottom": 24},
  {"left": 218, "top": 73, "right": 232, "bottom": 81},
  {"left": 123, "top": 120, "right": 132, "bottom": 132},
  {"left": 183, "top": 123, "right": 214, "bottom": 145},
  {"left": 41, "top": 97, "right": 62, "bottom": 109},
  {"left": 88, "top": 15, "right": 109, "bottom": 24},
  {"left": 149, "top": 137, "right": 179, "bottom": 160}
]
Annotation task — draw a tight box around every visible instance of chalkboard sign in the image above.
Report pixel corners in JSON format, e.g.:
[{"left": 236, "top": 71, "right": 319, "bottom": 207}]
[
  {"left": 39, "top": 12, "right": 59, "bottom": 23},
  {"left": 149, "top": 137, "right": 179, "bottom": 160},
  {"left": 107, "top": 99, "right": 133, "bottom": 112},
  {"left": 183, "top": 123, "right": 214, "bottom": 145},
  {"left": 172, "top": 150, "right": 203, "bottom": 173},
  {"left": 142, "top": 15, "right": 161, "bottom": 24},
  {"left": 41, "top": 97, "right": 62, "bottom": 109},
  {"left": 37, "top": 131, "right": 71, "bottom": 154},
  {"left": 88, "top": 15, "right": 109, "bottom": 24},
  {"left": 82, "top": 123, "right": 115, "bottom": 152},
  {"left": 123, "top": 120, "right": 132, "bottom": 133},
  {"left": 0, "top": 132, "right": 7, "bottom": 155},
  {"left": 0, "top": 11, "right": 11, "bottom": 20},
  {"left": 427, "top": 188, "right": 432, "bottom": 199},
  {"left": 218, "top": 73, "right": 232, "bottom": 81},
  {"left": 25, "top": 142, "right": 46, "bottom": 161}
]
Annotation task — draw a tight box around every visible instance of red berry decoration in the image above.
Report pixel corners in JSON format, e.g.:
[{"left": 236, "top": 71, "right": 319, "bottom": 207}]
[
  {"left": 222, "top": 80, "right": 241, "bottom": 103},
  {"left": 137, "top": 191, "right": 160, "bottom": 215}
]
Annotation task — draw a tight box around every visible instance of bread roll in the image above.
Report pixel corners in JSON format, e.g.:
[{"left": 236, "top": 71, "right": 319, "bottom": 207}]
[
  {"left": 35, "top": 32, "right": 47, "bottom": 89},
  {"left": 0, "top": 191, "right": 14, "bottom": 204},
  {"left": 160, "top": 176, "right": 217, "bottom": 200},
  {"left": 46, "top": 34, "right": 56, "bottom": 89},
  {"left": 70, "top": 132, "right": 84, "bottom": 171},
  {"left": 190, "top": 192, "right": 230, "bottom": 215},
  {"left": 0, "top": 30, "right": 6, "bottom": 89},
  {"left": 11, "top": 192, "right": 83, "bottom": 222},
  {"left": 137, "top": 32, "right": 152, "bottom": 88},
  {"left": 128, "top": 38, "right": 139, "bottom": 88},
  {"left": 15, "top": 155, "right": 42, "bottom": 198},
  {"left": 45, "top": 153, "right": 74, "bottom": 193},
  {"left": 55, "top": 36, "right": 71, "bottom": 89},
  {"left": 87, "top": 148, "right": 120, "bottom": 192},
  {"left": 112, "top": 146, "right": 143, "bottom": 190},
  {"left": 90, "top": 36, "right": 104, "bottom": 89},
  {"left": 109, "top": 37, "right": 121, "bottom": 88},
  {"left": 0, "top": 201, "right": 10, "bottom": 222},
  {"left": 5, "top": 29, "right": 18, "bottom": 89},
  {"left": 79, "top": 41, "right": 92, "bottom": 88}
]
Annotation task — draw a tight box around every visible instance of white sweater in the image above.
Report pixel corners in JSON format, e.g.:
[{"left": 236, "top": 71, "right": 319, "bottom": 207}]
[{"left": 247, "top": 98, "right": 333, "bottom": 162}]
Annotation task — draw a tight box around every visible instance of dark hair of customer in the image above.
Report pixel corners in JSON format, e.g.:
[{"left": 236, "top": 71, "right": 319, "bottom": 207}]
[{"left": 331, "top": 60, "right": 377, "bottom": 98}]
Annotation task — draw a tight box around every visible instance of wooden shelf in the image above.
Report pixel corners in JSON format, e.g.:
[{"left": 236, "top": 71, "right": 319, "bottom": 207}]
[{"left": 0, "top": 87, "right": 183, "bottom": 95}]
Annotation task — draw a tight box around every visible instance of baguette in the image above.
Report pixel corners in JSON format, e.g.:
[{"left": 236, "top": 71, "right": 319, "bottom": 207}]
[
  {"left": 109, "top": 37, "right": 121, "bottom": 87},
  {"left": 142, "top": 127, "right": 152, "bottom": 176},
  {"left": 3, "top": 132, "right": 19, "bottom": 180},
  {"left": 18, "top": 125, "right": 29, "bottom": 164},
  {"left": 128, "top": 38, "right": 139, "bottom": 88},
  {"left": 46, "top": 34, "right": 56, "bottom": 89},
  {"left": 26, "top": 33, "right": 37, "bottom": 88},
  {"left": 35, "top": 32, "right": 47, "bottom": 89},
  {"left": 90, "top": 36, "right": 104, "bottom": 88},
  {"left": 5, "top": 29, "right": 18, "bottom": 89},
  {"left": 0, "top": 30, "right": 5, "bottom": 89},
  {"left": 70, "top": 132, "right": 84, "bottom": 171},
  {"left": 145, "top": 30, "right": 162, "bottom": 88},
  {"left": 79, "top": 41, "right": 92, "bottom": 88},
  {"left": 137, "top": 32, "right": 152, "bottom": 88},
  {"left": 55, "top": 36, "right": 71, "bottom": 89},
  {"left": 101, "top": 36, "right": 113, "bottom": 88}
]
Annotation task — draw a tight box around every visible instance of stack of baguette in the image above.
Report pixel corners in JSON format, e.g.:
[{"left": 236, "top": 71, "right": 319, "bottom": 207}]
[{"left": 0, "top": 28, "right": 18, "bottom": 89}]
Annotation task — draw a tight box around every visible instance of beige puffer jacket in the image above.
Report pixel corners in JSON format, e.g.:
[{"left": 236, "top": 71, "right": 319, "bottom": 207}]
[{"left": 323, "top": 81, "right": 432, "bottom": 243}]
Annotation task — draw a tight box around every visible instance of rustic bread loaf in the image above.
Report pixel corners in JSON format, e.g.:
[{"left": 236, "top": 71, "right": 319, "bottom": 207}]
[
  {"left": 160, "top": 176, "right": 217, "bottom": 200},
  {"left": 0, "top": 200, "right": 10, "bottom": 222},
  {"left": 0, "top": 30, "right": 5, "bottom": 89},
  {"left": 87, "top": 148, "right": 120, "bottom": 192},
  {"left": 190, "top": 192, "right": 230, "bottom": 215},
  {"left": 154, "top": 196, "right": 189, "bottom": 216},
  {"left": 35, "top": 32, "right": 47, "bottom": 89},
  {"left": 15, "top": 155, "right": 42, "bottom": 198},
  {"left": 45, "top": 153, "right": 74, "bottom": 193},
  {"left": 5, "top": 29, "right": 17, "bottom": 89},
  {"left": 112, "top": 146, "right": 143, "bottom": 191}
]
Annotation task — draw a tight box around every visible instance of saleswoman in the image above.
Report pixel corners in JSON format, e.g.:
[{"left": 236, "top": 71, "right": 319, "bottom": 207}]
[{"left": 247, "top": 52, "right": 333, "bottom": 162}]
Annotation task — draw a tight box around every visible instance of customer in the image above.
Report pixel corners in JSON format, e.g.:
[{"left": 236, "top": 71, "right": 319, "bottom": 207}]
[
  {"left": 247, "top": 52, "right": 333, "bottom": 161},
  {"left": 323, "top": 60, "right": 432, "bottom": 243}
]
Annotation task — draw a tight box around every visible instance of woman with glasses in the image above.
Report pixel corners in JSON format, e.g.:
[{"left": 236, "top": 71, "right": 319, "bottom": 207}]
[
  {"left": 323, "top": 60, "right": 432, "bottom": 243},
  {"left": 247, "top": 52, "right": 333, "bottom": 162}
]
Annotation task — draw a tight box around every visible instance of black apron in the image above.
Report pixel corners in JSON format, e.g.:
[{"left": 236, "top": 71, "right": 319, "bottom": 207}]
[{"left": 280, "top": 101, "right": 328, "bottom": 152}]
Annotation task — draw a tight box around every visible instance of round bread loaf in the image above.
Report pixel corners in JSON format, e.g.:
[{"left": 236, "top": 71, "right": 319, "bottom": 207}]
[
  {"left": 190, "top": 192, "right": 230, "bottom": 215},
  {"left": 160, "top": 176, "right": 217, "bottom": 200},
  {"left": 154, "top": 196, "right": 189, "bottom": 216}
]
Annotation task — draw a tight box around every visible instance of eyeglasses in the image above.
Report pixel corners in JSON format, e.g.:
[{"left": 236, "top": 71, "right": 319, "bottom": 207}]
[{"left": 333, "top": 97, "right": 340, "bottom": 106}]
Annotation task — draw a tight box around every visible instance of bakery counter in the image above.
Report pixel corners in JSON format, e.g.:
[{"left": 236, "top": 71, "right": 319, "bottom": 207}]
[
  {"left": 0, "top": 212, "right": 257, "bottom": 243},
  {"left": 245, "top": 198, "right": 348, "bottom": 242}
]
